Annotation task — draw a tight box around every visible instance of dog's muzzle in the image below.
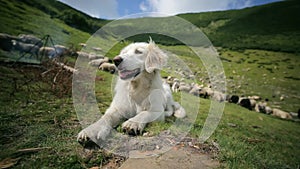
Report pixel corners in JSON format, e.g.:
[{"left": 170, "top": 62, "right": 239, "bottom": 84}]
[{"left": 113, "top": 56, "right": 141, "bottom": 80}]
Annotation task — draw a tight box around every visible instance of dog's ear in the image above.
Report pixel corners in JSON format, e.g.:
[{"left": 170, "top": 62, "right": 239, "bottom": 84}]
[{"left": 145, "top": 39, "right": 167, "bottom": 73}]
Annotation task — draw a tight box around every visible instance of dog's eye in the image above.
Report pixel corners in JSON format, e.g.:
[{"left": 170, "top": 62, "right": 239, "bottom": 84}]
[{"left": 135, "top": 49, "right": 143, "bottom": 54}]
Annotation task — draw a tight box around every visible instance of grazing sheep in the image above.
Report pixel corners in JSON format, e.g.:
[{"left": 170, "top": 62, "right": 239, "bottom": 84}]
[
  {"left": 248, "top": 95, "right": 261, "bottom": 101},
  {"left": 99, "top": 62, "right": 117, "bottom": 74},
  {"left": 189, "top": 83, "right": 201, "bottom": 96},
  {"left": 272, "top": 108, "right": 292, "bottom": 119},
  {"left": 171, "top": 79, "right": 180, "bottom": 93},
  {"left": 18, "top": 34, "right": 43, "bottom": 47},
  {"left": 255, "top": 102, "right": 267, "bottom": 113},
  {"left": 238, "top": 97, "right": 252, "bottom": 110},
  {"left": 88, "top": 53, "right": 104, "bottom": 60},
  {"left": 228, "top": 95, "right": 239, "bottom": 104},
  {"left": 265, "top": 106, "right": 273, "bottom": 115},
  {"left": 166, "top": 76, "right": 174, "bottom": 86},
  {"left": 211, "top": 91, "right": 226, "bottom": 102},
  {"left": 11, "top": 40, "right": 39, "bottom": 57},
  {"left": 178, "top": 82, "right": 191, "bottom": 93},
  {"left": 250, "top": 99, "right": 257, "bottom": 110},
  {"left": 54, "top": 45, "right": 70, "bottom": 57},
  {"left": 39, "top": 47, "right": 56, "bottom": 59},
  {"left": 76, "top": 51, "right": 90, "bottom": 58},
  {"left": 199, "top": 87, "right": 213, "bottom": 99},
  {"left": 88, "top": 57, "right": 110, "bottom": 67}
]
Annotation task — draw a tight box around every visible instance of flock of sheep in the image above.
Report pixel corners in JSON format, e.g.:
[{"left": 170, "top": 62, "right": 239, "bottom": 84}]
[
  {"left": 76, "top": 48, "right": 117, "bottom": 73},
  {"left": 0, "top": 33, "right": 70, "bottom": 60},
  {"left": 163, "top": 75, "right": 298, "bottom": 120},
  {"left": 1, "top": 33, "right": 298, "bottom": 120}
]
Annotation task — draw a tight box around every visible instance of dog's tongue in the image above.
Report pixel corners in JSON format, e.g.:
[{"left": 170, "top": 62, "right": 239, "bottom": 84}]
[
  {"left": 119, "top": 70, "right": 132, "bottom": 79},
  {"left": 119, "top": 69, "right": 140, "bottom": 80}
]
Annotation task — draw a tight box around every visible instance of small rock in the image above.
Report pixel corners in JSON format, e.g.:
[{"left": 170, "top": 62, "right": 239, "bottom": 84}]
[{"left": 227, "top": 123, "right": 237, "bottom": 127}]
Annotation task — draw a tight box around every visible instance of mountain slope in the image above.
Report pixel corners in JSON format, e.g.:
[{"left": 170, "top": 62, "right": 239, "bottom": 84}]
[
  {"left": 178, "top": 0, "right": 300, "bottom": 52},
  {"left": 0, "top": 0, "right": 108, "bottom": 46},
  {"left": 1, "top": 0, "right": 300, "bottom": 52}
]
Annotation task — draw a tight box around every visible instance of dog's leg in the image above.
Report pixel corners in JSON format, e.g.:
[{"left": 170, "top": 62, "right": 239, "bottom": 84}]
[
  {"left": 122, "top": 89, "right": 165, "bottom": 135},
  {"left": 173, "top": 102, "right": 186, "bottom": 118},
  {"left": 77, "top": 107, "right": 123, "bottom": 146},
  {"left": 122, "top": 110, "right": 164, "bottom": 135}
]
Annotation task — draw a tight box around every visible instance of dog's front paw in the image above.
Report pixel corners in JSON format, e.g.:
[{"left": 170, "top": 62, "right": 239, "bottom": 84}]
[
  {"left": 122, "top": 120, "right": 146, "bottom": 136},
  {"left": 77, "top": 129, "right": 99, "bottom": 149},
  {"left": 77, "top": 130, "right": 89, "bottom": 143},
  {"left": 77, "top": 129, "right": 104, "bottom": 149}
]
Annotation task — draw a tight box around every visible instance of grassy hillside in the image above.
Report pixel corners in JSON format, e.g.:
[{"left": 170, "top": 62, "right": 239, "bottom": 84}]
[
  {"left": 178, "top": 0, "right": 300, "bottom": 52},
  {"left": 0, "top": 0, "right": 108, "bottom": 47},
  {"left": 1, "top": 0, "right": 300, "bottom": 52}
]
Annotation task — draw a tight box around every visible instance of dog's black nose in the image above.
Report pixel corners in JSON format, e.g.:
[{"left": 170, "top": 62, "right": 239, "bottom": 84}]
[{"left": 113, "top": 56, "right": 123, "bottom": 67}]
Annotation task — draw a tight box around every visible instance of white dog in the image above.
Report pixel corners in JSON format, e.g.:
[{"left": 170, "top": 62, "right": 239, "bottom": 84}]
[{"left": 77, "top": 40, "right": 186, "bottom": 145}]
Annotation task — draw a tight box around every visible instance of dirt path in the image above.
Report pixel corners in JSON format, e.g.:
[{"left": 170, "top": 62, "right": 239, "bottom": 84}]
[{"left": 119, "top": 146, "right": 219, "bottom": 169}]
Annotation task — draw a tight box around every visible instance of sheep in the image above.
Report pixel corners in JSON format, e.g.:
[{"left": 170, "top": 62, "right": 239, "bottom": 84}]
[
  {"left": 199, "top": 87, "right": 214, "bottom": 98},
  {"left": 18, "top": 34, "right": 43, "bottom": 47},
  {"left": 265, "top": 106, "right": 272, "bottom": 114},
  {"left": 166, "top": 76, "right": 174, "bottom": 86},
  {"left": 54, "top": 45, "right": 70, "bottom": 57},
  {"left": 88, "top": 53, "right": 104, "bottom": 60},
  {"left": 211, "top": 91, "right": 226, "bottom": 102},
  {"left": 250, "top": 99, "right": 257, "bottom": 109},
  {"left": 178, "top": 82, "right": 191, "bottom": 93},
  {"left": 189, "top": 83, "right": 201, "bottom": 96},
  {"left": 11, "top": 40, "right": 39, "bottom": 58},
  {"left": 255, "top": 101, "right": 273, "bottom": 115},
  {"left": 272, "top": 108, "right": 292, "bottom": 119},
  {"left": 88, "top": 57, "right": 110, "bottom": 67},
  {"left": 39, "top": 47, "right": 56, "bottom": 59},
  {"left": 238, "top": 97, "right": 253, "bottom": 110},
  {"left": 255, "top": 102, "right": 267, "bottom": 113},
  {"left": 265, "top": 106, "right": 273, "bottom": 115},
  {"left": 228, "top": 95, "right": 239, "bottom": 104},
  {"left": 99, "top": 62, "right": 117, "bottom": 74},
  {"left": 76, "top": 51, "right": 90, "bottom": 58},
  {"left": 171, "top": 79, "right": 180, "bottom": 93},
  {"left": 248, "top": 95, "right": 261, "bottom": 101}
]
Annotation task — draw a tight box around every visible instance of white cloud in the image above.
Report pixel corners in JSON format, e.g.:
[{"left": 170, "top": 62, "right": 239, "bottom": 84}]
[
  {"left": 59, "top": 0, "right": 119, "bottom": 19},
  {"left": 140, "top": 0, "right": 259, "bottom": 16},
  {"left": 139, "top": 1, "right": 148, "bottom": 12}
]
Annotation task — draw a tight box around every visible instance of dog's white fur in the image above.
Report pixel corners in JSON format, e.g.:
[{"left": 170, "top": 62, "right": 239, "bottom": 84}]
[{"left": 77, "top": 40, "right": 186, "bottom": 144}]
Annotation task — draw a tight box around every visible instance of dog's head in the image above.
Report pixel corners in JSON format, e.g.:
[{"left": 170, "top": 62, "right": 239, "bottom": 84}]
[{"left": 113, "top": 39, "right": 167, "bottom": 80}]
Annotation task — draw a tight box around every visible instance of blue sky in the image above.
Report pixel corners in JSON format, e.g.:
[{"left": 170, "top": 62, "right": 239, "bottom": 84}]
[{"left": 58, "top": 0, "right": 282, "bottom": 19}]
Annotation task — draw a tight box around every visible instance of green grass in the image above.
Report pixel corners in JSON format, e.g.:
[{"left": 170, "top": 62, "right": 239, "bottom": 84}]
[{"left": 1, "top": 47, "right": 299, "bottom": 168}]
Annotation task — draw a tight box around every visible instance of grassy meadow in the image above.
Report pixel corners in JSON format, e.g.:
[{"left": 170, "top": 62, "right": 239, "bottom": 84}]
[{"left": 0, "top": 0, "right": 299, "bottom": 168}]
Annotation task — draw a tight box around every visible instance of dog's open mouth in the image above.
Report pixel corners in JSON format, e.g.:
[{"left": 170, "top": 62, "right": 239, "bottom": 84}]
[{"left": 118, "top": 68, "right": 141, "bottom": 80}]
